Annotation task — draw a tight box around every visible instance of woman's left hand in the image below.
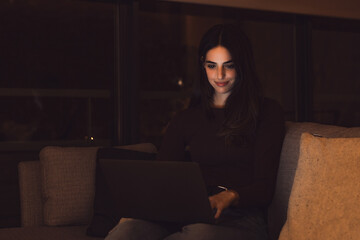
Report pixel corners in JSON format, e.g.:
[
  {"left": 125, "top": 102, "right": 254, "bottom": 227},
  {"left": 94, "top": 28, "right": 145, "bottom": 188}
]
[{"left": 208, "top": 190, "right": 239, "bottom": 219}]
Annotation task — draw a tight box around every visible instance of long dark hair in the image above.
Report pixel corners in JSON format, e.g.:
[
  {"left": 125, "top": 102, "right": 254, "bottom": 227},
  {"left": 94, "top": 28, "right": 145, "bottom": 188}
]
[{"left": 190, "top": 24, "right": 263, "bottom": 145}]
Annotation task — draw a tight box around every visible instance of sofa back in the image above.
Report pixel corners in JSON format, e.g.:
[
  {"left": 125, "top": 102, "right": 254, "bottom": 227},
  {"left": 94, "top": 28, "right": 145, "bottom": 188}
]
[{"left": 268, "top": 121, "right": 360, "bottom": 240}]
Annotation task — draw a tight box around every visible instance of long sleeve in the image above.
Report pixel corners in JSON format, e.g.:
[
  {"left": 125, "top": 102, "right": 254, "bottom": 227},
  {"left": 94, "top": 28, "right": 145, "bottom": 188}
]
[
  {"left": 157, "top": 99, "right": 285, "bottom": 209},
  {"left": 201, "top": 99, "right": 285, "bottom": 208}
]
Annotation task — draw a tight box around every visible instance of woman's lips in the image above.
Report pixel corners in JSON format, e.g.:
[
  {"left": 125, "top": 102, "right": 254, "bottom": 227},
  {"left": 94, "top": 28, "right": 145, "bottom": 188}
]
[{"left": 215, "top": 81, "right": 229, "bottom": 87}]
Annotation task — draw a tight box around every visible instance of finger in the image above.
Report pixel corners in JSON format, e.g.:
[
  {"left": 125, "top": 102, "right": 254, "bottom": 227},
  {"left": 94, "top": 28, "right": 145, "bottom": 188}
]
[
  {"left": 214, "top": 208, "right": 222, "bottom": 219},
  {"left": 208, "top": 197, "right": 216, "bottom": 209}
]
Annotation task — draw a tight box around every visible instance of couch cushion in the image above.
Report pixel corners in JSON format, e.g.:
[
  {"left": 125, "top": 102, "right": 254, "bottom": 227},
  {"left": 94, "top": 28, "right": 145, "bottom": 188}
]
[
  {"left": 40, "top": 146, "right": 99, "bottom": 226},
  {"left": 0, "top": 226, "right": 102, "bottom": 240},
  {"left": 86, "top": 147, "right": 157, "bottom": 237},
  {"left": 268, "top": 122, "right": 360, "bottom": 240},
  {"left": 279, "top": 133, "right": 360, "bottom": 240}
]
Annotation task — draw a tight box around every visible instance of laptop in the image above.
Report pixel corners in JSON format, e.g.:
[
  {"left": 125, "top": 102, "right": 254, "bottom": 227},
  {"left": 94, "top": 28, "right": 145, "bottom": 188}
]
[{"left": 99, "top": 159, "right": 215, "bottom": 224}]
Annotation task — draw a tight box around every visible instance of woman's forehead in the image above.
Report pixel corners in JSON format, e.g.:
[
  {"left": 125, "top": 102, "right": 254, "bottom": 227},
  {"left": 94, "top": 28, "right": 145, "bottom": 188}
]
[{"left": 205, "top": 46, "right": 232, "bottom": 63}]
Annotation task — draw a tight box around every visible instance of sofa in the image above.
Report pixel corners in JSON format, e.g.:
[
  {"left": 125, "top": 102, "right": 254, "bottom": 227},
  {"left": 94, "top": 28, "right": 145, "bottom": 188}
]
[{"left": 0, "top": 121, "right": 359, "bottom": 240}]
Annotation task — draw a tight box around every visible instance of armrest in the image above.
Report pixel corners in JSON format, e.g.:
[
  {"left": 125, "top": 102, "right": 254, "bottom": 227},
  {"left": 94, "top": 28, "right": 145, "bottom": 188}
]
[{"left": 18, "top": 161, "right": 44, "bottom": 227}]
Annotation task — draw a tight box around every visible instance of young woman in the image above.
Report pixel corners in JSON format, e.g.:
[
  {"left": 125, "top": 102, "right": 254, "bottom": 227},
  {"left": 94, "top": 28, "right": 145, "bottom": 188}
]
[{"left": 105, "top": 24, "right": 285, "bottom": 240}]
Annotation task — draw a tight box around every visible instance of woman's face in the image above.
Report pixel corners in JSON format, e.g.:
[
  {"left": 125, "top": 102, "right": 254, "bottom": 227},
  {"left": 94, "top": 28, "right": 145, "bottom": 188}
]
[{"left": 204, "top": 45, "right": 237, "bottom": 99}]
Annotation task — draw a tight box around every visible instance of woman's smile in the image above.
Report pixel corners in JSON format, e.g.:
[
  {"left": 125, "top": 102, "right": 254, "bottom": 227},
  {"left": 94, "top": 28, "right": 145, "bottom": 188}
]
[{"left": 214, "top": 81, "right": 230, "bottom": 87}]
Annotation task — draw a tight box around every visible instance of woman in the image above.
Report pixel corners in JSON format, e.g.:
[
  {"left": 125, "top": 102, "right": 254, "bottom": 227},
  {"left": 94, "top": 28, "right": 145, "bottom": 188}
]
[{"left": 106, "top": 24, "right": 285, "bottom": 240}]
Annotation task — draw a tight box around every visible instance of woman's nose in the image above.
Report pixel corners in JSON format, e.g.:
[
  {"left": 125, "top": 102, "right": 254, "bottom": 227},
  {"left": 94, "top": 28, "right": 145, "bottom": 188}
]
[{"left": 217, "top": 66, "right": 225, "bottom": 79}]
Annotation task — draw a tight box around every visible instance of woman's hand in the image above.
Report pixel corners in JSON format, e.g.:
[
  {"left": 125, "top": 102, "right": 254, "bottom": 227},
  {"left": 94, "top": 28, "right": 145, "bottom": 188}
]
[{"left": 209, "top": 190, "right": 239, "bottom": 219}]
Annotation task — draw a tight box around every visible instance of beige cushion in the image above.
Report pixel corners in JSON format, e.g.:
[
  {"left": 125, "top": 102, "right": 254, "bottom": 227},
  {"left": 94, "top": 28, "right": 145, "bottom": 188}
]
[
  {"left": 267, "top": 121, "right": 360, "bottom": 240},
  {"left": 39, "top": 143, "right": 157, "bottom": 226},
  {"left": 279, "top": 133, "right": 360, "bottom": 240},
  {"left": 40, "top": 146, "right": 99, "bottom": 226}
]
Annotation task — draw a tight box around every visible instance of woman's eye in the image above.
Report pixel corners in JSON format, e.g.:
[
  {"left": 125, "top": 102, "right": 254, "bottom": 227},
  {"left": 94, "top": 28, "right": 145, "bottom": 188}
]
[
  {"left": 225, "top": 64, "right": 235, "bottom": 69},
  {"left": 206, "top": 64, "right": 216, "bottom": 69}
]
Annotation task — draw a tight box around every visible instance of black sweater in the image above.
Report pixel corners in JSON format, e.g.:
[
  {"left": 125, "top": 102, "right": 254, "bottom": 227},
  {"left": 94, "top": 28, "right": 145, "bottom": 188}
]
[{"left": 157, "top": 98, "right": 285, "bottom": 209}]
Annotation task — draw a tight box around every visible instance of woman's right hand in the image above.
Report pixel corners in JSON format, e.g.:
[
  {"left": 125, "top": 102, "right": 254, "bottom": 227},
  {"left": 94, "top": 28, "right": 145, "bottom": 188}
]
[{"left": 208, "top": 190, "right": 239, "bottom": 219}]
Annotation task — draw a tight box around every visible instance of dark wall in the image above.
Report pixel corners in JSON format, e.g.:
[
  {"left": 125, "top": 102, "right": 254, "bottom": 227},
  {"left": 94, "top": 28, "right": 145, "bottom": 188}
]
[{"left": 0, "top": 0, "right": 115, "bottom": 227}]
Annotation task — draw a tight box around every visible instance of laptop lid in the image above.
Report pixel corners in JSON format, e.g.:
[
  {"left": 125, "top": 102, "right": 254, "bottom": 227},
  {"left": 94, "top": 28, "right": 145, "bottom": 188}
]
[{"left": 99, "top": 159, "right": 214, "bottom": 224}]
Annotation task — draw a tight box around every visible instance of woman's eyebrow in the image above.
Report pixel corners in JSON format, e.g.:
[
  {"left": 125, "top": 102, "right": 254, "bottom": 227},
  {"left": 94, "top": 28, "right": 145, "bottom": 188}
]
[
  {"left": 205, "top": 60, "right": 233, "bottom": 64},
  {"left": 205, "top": 60, "right": 216, "bottom": 64}
]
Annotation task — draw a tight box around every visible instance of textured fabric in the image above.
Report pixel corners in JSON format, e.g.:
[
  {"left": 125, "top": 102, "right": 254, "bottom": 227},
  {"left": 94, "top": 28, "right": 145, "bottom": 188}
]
[
  {"left": 18, "top": 161, "right": 44, "bottom": 227},
  {"left": 86, "top": 147, "right": 157, "bottom": 238},
  {"left": 267, "top": 122, "right": 360, "bottom": 240},
  {"left": 0, "top": 226, "right": 102, "bottom": 240},
  {"left": 278, "top": 133, "right": 360, "bottom": 240},
  {"left": 40, "top": 146, "right": 99, "bottom": 226},
  {"left": 157, "top": 98, "right": 285, "bottom": 209},
  {"left": 39, "top": 143, "right": 157, "bottom": 227}
]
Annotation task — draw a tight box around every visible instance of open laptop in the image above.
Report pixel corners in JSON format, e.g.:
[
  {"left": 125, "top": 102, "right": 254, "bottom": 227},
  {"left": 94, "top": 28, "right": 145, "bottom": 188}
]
[{"left": 99, "top": 159, "right": 215, "bottom": 224}]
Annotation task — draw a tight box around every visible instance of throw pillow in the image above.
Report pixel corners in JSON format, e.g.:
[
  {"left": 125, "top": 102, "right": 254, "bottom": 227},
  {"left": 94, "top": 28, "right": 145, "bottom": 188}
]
[
  {"left": 40, "top": 146, "right": 99, "bottom": 226},
  {"left": 279, "top": 132, "right": 360, "bottom": 240},
  {"left": 86, "top": 147, "right": 157, "bottom": 237},
  {"left": 268, "top": 122, "right": 360, "bottom": 240}
]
